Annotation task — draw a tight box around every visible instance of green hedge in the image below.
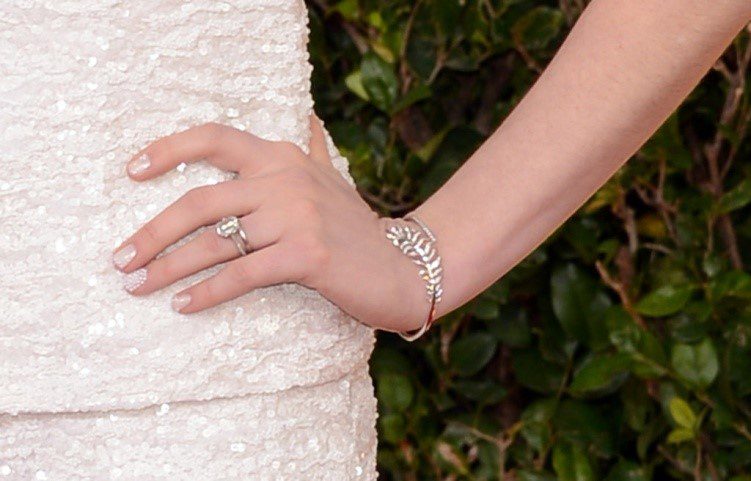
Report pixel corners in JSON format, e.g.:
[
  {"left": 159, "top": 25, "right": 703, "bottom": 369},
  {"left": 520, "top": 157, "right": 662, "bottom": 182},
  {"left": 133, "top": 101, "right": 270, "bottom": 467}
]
[{"left": 307, "top": 1, "right": 751, "bottom": 479}]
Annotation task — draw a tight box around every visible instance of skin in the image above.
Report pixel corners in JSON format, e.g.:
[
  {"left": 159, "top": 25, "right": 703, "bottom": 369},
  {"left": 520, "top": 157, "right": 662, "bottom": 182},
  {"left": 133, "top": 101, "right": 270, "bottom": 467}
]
[
  {"left": 113, "top": 116, "right": 426, "bottom": 333},
  {"left": 113, "top": 0, "right": 751, "bottom": 335}
]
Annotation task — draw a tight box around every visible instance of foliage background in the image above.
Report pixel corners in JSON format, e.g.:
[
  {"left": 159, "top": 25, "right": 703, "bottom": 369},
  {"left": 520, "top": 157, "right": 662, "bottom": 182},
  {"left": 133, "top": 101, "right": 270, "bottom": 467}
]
[{"left": 307, "top": 1, "right": 751, "bottom": 479}]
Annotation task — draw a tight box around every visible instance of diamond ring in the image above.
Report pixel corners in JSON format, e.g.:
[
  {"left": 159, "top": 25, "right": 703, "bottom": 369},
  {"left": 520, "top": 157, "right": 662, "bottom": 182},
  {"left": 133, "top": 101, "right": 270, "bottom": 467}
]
[{"left": 215, "top": 215, "right": 251, "bottom": 256}]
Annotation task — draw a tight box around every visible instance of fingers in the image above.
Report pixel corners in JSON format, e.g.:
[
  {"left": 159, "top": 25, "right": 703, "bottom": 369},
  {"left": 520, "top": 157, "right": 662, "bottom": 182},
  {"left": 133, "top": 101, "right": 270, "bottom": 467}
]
[
  {"left": 128, "top": 117, "right": 333, "bottom": 182},
  {"left": 126, "top": 122, "right": 272, "bottom": 180},
  {"left": 171, "top": 243, "right": 302, "bottom": 313},
  {"left": 121, "top": 209, "right": 285, "bottom": 295},
  {"left": 117, "top": 118, "right": 340, "bottom": 312},
  {"left": 112, "top": 178, "right": 264, "bottom": 273},
  {"left": 308, "top": 112, "right": 331, "bottom": 166}
]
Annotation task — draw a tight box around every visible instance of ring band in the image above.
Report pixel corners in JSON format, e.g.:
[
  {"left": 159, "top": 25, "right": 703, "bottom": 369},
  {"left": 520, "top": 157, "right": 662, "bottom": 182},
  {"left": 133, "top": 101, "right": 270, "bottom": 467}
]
[{"left": 215, "top": 215, "right": 251, "bottom": 256}]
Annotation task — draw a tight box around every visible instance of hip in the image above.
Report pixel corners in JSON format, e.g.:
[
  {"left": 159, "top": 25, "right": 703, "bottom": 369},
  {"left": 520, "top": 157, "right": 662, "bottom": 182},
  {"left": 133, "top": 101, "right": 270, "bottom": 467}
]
[{"left": 0, "top": 364, "right": 378, "bottom": 481}]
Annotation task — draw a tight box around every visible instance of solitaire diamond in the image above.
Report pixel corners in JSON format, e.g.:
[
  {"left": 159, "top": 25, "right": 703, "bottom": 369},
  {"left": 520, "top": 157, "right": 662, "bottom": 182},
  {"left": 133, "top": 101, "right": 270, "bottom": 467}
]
[{"left": 215, "top": 216, "right": 241, "bottom": 237}]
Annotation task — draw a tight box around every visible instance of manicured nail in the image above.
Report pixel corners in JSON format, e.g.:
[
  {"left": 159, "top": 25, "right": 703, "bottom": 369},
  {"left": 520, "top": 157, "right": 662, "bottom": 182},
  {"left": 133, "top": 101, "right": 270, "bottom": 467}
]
[
  {"left": 171, "top": 293, "right": 191, "bottom": 312},
  {"left": 122, "top": 268, "right": 147, "bottom": 293},
  {"left": 127, "top": 153, "right": 151, "bottom": 175},
  {"left": 112, "top": 244, "right": 136, "bottom": 269}
]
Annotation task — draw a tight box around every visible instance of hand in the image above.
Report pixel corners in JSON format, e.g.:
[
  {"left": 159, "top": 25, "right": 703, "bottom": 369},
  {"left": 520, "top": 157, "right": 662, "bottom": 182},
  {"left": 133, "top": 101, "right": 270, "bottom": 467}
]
[{"left": 111, "top": 115, "right": 428, "bottom": 333}]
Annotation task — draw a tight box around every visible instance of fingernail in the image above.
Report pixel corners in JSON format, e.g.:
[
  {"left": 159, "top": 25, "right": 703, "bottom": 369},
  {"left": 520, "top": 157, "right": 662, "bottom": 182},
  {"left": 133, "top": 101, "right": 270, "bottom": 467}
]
[
  {"left": 127, "top": 153, "right": 151, "bottom": 175},
  {"left": 112, "top": 244, "right": 137, "bottom": 269},
  {"left": 122, "top": 268, "right": 147, "bottom": 293},
  {"left": 171, "top": 293, "right": 191, "bottom": 312}
]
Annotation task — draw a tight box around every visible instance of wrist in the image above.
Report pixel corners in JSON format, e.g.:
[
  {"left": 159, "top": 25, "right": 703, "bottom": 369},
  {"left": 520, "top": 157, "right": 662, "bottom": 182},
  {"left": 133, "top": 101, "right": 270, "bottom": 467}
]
[
  {"left": 376, "top": 216, "right": 428, "bottom": 332},
  {"left": 378, "top": 215, "right": 443, "bottom": 337},
  {"left": 404, "top": 205, "right": 456, "bottom": 320}
]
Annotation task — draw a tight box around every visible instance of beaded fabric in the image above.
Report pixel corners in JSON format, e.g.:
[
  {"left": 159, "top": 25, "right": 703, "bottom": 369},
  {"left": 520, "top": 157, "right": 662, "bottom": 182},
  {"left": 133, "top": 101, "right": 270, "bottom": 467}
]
[{"left": 0, "top": 0, "right": 378, "bottom": 479}]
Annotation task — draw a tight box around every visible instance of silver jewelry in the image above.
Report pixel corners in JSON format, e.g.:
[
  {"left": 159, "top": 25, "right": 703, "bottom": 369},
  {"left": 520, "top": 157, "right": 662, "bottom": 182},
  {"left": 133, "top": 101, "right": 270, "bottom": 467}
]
[
  {"left": 404, "top": 213, "right": 437, "bottom": 242},
  {"left": 384, "top": 214, "right": 444, "bottom": 341},
  {"left": 215, "top": 215, "right": 251, "bottom": 256}
]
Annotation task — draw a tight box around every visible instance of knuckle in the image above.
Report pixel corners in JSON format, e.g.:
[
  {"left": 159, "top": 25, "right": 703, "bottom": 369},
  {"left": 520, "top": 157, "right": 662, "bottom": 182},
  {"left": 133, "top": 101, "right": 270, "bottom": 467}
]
[
  {"left": 140, "top": 221, "right": 162, "bottom": 244},
  {"left": 183, "top": 185, "right": 216, "bottom": 212},
  {"left": 202, "top": 279, "right": 220, "bottom": 306},
  {"left": 198, "top": 122, "right": 229, "bottom": 155},
  {"left": 202, "top": 229, "right": 226, "bottom": 254},
  {"left": 229, "top": 261, "right": 254, "bottom": 286},
  {"left": 276, "top": 166, "right": 315, "bottom": 194},
  {"left": 276, "top": 140, "right": 305, "bottom": 160},
  {"left": 154, "top": 257, "right": 177, "bottom": 282},
  {"left": 283, "top": 164, "right": 309, "bottom": 181},
  {"left": 237, "top": 178, "right": 256, "bottom": 197},
  {"left": 204, "top": 121, "right": 227, "bottom": 143},
  {"left": 309, "top": 243, "right": 330, "bottom": 272},
  {"left": 295, "top": 197, "right": 320, "bottom": 219},
  {"left": 155, "top": 133, "right": 176, "bottom": 158},
  {"left": 298, "top": 231, "right": 329, "bottom": 271}
]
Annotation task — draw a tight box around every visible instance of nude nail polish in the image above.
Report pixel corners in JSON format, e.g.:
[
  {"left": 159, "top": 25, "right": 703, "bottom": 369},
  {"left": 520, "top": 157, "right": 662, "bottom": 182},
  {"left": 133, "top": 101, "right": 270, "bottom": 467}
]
[
  {"left": 122, "top": 268, "right": 147, "bottom": 292},
  {"left": 127, "top": 153, "right": 151, "bottom": 175},
  {"left": 113, "top": 244, "right": 136, "bottom": 269},
  {"left": 171, "top": 293, "right": 191, "bottom": 312}
]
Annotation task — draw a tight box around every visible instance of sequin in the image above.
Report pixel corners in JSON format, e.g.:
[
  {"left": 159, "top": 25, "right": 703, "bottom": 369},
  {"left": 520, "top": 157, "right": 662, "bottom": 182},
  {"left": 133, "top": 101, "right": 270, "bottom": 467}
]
[
  {"left": 0, "top": 369, "right": 377, "bottom": 478},
  {"left": 0, "top": 0, "right": 377, "bottom": 478}
]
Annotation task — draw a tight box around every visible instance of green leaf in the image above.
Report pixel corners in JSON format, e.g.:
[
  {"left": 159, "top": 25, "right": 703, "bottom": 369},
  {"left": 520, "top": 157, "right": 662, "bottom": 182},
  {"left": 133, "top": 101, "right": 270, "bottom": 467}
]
[
  {"left": 376, "top": 373, "right": 414, "bottom": 412},
  {"left": 344, "top": 70, "right": 368, "bottom": 101},
  {"left": 369, "top": 346, "right": 412, "bottom": 378},
  {"left": 511, "top": 7, "right": 564, "bottom": 50},
  {"left": 635, "top": 330, "right": 669, "bottom": 378},
  {"left": 435, "top": 441, "right": 470, "bottom": 475},
  {"left": 360, "top": 50, "right": 398, "bottom": 112},
  {"left": 391, "top": 83, "right": 431, "bottom": 114},
  {"left": 405, "top": 36, "right": 437, "bottom": 80},
  {"left": 379, "top": 413, "right": 407, "bottom": 444},
  {"left": 569, "top": 352, "right": 632, "bottom": 395},
  {"left": 488, "top": 305, "right": 532, "bottom": 348},
  {"left": 668, "top": 397, "right": 697, "bottom": 430},
  {"left": 552, "top": 442, "right": 596, "bottom": 481},
  {"left": 640, "top": 113, "right": 692, "bottom": 168},
  {"left": 330, "top": 0, "right": 359, "bottom": 20},
  {"left": 512, "top": 349, "right": 566, "bottom": 394},
  {"left": 452, "top": 379, "right": 506, "bottom": 404},
  {"left": 718, "top": 178, "right": 751, "bottom": 213},
  {"left": 419, "top": 127, "right": 483, "bottom": 198},
  {"left": 471, "top": 298, "right": 500, "bottom": 320},
  {"left": 709, "top": 270, "right": 751, "bottom": 299},
  {"left": 604, "top": 460, "right": 650, "bottom": 481},
  {"left": 606, "top": 307, "right": 668, "bottom": 378},
  {"left": 606, "top": 306, "right": 642, "bottom": 353},
  {"left": 371, "top": 40, "right": 395, "bottom": 64},
  {"left": 621, "top": 380, "right": 650, "bottom": 432},
  {"left": 521, "top": 398, "right": 557, "bottom": 453},
  {"left": 555, "top": 400, "right": 615, "bottom": 456},
  {"left": 517, "top": 471, "right": 558, "bottom": 481},
  {"left": 635, "top": 285, "right": 694, "bottom": 317},
  {"left": 671, "top": 338, "right": 719, "bottom": 389},
  {"left": 551, "top": 263, "right": 612, "bottom": 349},
  {"left": 449, "top": 332, "right": 497, "bottom": 376},
  {"left": 429, "top": 0, "right": 463, "bottom": 38},
  {"left": 666, "top": 427, "right": 695, "bottom": 444}
]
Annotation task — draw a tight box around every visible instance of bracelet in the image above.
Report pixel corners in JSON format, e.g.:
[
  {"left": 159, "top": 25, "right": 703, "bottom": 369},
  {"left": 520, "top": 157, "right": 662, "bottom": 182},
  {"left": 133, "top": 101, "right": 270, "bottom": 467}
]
[{"left": 383, "top": 213, "right": 444, "bottom": 341}]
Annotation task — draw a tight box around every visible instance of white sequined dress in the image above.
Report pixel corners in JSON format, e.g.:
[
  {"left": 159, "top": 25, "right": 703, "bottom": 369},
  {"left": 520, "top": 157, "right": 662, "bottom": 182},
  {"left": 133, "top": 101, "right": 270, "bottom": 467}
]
[{"left": 0, "top": 1, "right": 379, "bottom": 479}]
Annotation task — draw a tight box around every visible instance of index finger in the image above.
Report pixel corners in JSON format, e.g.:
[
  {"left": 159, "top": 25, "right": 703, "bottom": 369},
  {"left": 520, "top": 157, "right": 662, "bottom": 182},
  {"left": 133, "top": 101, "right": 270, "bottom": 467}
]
[{"left": 125, "top": 122, "right": 270, "bottom": 180}]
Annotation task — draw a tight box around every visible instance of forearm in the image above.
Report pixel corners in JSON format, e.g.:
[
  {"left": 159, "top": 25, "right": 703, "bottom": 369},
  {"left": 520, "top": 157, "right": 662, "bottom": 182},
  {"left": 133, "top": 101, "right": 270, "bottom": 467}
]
[{"left": 412, "top": 0, "right": 751, "bottom": 319}]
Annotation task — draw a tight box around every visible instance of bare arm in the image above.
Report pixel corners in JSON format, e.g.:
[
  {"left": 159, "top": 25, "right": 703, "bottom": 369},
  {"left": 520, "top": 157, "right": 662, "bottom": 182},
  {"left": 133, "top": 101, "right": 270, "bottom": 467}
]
[
  {"left": 410, "top": 0, "right": 751, "bottom": 321},
  {"left": 118, "top": 0, "right": 750, "bottom": 335}
]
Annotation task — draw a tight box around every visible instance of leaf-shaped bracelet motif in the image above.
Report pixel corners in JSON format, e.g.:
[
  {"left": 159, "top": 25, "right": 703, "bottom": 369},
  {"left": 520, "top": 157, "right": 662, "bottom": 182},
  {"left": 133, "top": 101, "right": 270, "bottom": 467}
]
[{"left": 384, "top": 216, "right": 444, "bottom": 340}]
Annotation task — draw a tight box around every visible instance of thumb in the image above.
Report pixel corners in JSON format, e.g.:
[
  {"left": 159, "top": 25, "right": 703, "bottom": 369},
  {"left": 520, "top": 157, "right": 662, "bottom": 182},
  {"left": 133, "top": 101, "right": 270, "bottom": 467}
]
[{"left": 308, "top": 111, "right": 331, "bottom": 166}]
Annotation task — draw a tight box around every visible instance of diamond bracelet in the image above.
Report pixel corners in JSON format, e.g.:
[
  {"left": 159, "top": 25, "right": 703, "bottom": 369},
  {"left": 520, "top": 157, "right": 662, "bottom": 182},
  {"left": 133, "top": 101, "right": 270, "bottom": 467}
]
[{"left": 384, "top": 213, "right": 444, "bottom": 341}]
